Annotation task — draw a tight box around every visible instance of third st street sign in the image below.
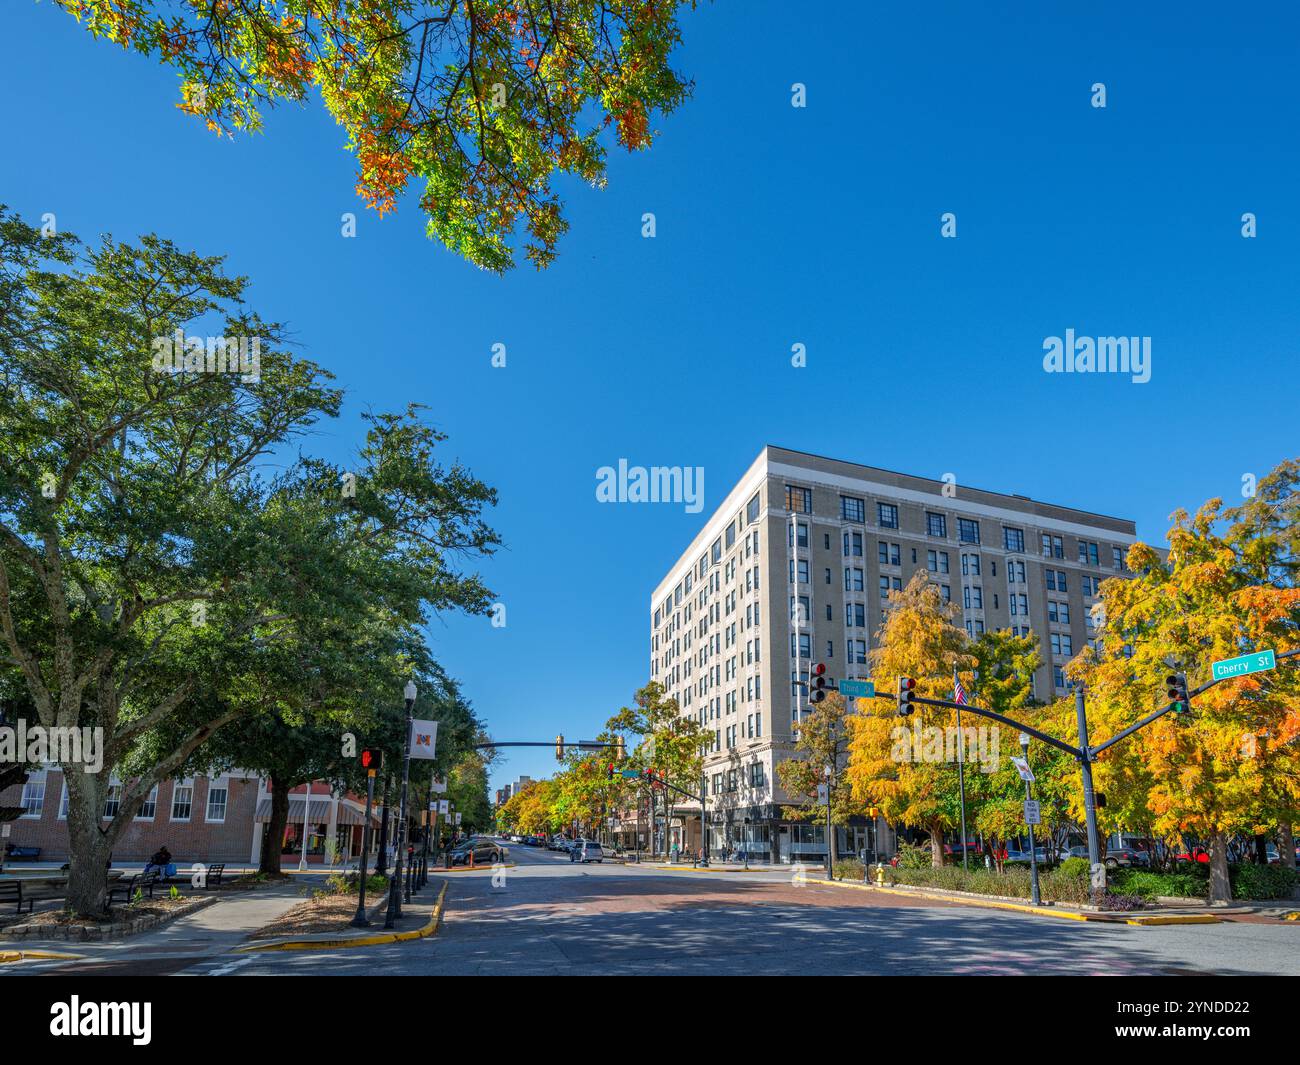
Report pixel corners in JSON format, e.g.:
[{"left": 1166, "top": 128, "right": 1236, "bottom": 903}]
[{"left": 1212, "top": 649, "right": 1276, "bottom": 681}]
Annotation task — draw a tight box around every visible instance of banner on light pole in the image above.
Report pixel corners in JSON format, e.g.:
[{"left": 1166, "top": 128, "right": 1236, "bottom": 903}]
[{"left": 410, "top": 720, "right": 438, "bottom": 759}]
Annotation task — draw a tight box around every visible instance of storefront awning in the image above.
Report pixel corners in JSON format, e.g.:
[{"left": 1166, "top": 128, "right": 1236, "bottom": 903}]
[{"left": 254, "top": 798, "right": 377, "bottom": 826}]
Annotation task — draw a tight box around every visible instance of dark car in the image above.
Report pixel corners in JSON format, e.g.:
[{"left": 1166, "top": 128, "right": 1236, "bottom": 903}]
[
  {"left": 449, "top": 837, "right": 506, "bottom": 866},
  {"left": 1105, "top": 847, "right": 1149, "bottom": 868}
]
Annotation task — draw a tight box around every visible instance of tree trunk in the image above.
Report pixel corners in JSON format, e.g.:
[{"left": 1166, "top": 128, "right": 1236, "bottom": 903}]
[
  {"left": 1208, "top": 830, "right": 1232, "bottom": 906},
  {"left": 64, "top": 771, "right": 113, "bottom": 916},
  {"left": 259, "top": 780, "right": 290, "bottom": 875},
  {"left": 1254, "top": 833, "right": 1269, "bottom": 865},
  {"left": 929, "top": 824, "right": 944, "bottom": 868},
  {"left": 1279, "top": 822, "right": 1296, "bottom": 871}
]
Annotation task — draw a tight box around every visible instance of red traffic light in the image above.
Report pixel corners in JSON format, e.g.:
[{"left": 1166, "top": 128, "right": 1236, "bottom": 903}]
[
  {"left": 811, "top": 663, "right": 828, "bottom": 703},
  {"left": 897, "top": 676, "right": 916, "bottom": 716},
  {"left": 360, "top": 748, "right": 381, "bottom": 770}
]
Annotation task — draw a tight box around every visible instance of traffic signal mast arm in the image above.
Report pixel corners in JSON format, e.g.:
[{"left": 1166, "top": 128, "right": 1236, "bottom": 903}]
[
  {"left": 873, "top": 648, "right": 1300, "bottom": 764},
  {"left": 876, "top": 691, "right": 1083, "bottom": 760},
  {"left": 1089, "top": 647, "right": 1300, "bottom": 759}
]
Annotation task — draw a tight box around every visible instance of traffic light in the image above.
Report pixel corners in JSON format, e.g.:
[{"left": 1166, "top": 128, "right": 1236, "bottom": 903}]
[
  {"left": 615, "top": 735, "right": 626, "bottom": 761},
  {"left": 1166, "top": 672, "right": 1191, "bottom": 715},
  {"left": 607, "top": 763, "right": 616, "bottom": 780},
  {"left": 555, "top": 734, "right": 564, "bottom": 761},
  {"left": 359, "top": 748, "right": 382, "bottom": 772},
  {"left": 811, "top": 663, "right": 828, "bottom": 704},
  {"left": 897, "top": 676, "right": 916, "bottom": 716}
]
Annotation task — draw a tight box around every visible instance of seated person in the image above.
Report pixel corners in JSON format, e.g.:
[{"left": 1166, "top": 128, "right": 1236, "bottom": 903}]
[{"left": 144, "top": 845, "right": 173, "bottom": 877}]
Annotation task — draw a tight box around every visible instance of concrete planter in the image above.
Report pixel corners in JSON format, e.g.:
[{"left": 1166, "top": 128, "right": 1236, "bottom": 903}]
[{"left": 1, "top": 894, "right": 218, "bottom": 942}]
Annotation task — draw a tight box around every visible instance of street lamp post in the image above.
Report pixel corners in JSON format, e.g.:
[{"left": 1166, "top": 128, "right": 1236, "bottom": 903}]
[
  {"left": 1020, "top": 732, "right": 1041, "bottom": 907},
  {"left": 384, "top": 680, "right": 417, "bottom": 929},
  {"left": 349, "top": 766, "right": 377, "bottom": 927}
]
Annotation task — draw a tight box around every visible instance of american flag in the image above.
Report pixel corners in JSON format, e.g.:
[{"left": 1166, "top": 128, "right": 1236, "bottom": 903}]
[{"left": 953, "top": 674, "right": 967, "bottom": 705}]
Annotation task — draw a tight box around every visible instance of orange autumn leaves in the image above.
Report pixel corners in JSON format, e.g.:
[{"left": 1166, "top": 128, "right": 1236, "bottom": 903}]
[{"left": 58, "top": 0, "right": 695, "bottom": 271}]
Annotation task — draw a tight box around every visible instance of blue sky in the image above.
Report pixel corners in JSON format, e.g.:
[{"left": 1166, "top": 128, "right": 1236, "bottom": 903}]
[{"left": 3, "top": 2, "right": 1297, "bottom": 792}]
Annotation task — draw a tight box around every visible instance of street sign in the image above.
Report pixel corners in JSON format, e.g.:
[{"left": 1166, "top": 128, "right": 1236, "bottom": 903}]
[
  {"left": 618, "top": 768, "right": 641, "bottom": 779},
  {"left": 839, "top": 679, "right": 875, "bottom": 700},
  {"left": 1011, "top": 756, "right": 1035, "bottom": 783},
  {"left": 1023, "top": 800, "right": 1041, "bottom": 825},
  {"left": 1212, "top": 649, "right": 1276, "bottom": 681}
]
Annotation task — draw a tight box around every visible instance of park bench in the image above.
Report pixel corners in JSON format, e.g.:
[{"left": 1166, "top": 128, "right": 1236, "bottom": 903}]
[
  {"left": 3, "top": 844, "right": 41, "bottom": 861},
  {"left": 105, "top": 870, "right": 159, "bottom": 911},
  {"left": 0, "top": 881, "right": 35, "bottom": 915}
]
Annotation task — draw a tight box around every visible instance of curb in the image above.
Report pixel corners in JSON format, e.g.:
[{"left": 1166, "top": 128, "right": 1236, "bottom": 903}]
[
  {"left": 0, "top": 949, "right": 86, "bottom": 964},
  {"left": 638, "top": 864, "right": 768, "bottom": 873},
  {"left": 236, "top": 882, "right": 447, "bottom": 953},
  {"left": 804, "top": 877, "right": 1223, "bottom": 925},
  {"left": 1123, "top": 914, "right": 1222, "bottom": 926}
]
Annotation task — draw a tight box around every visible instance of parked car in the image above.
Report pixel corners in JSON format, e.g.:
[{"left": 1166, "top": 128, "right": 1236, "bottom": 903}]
[
  {"left": 570, "top": 840, "right": 604, "bottom": 863},
  {"left": 1105, "top": 847, "right": 1150, "bottom": 868},
  {"left": 449, "top": 837, "right": 506, "bottom": 866},
  {"left": 1059, "top": 846, "right": 1090, "bottom": 862},
  {"left": 1175, "top": 848, "right": 1211, "bottom": 864}
]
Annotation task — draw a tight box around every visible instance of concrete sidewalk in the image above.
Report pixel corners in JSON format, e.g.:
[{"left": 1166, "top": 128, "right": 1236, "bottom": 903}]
[{"left": 5, "top": 879, "right": 311, "bottom": 961}]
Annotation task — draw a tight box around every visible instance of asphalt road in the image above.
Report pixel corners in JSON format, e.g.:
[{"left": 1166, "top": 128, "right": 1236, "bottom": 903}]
[{"left": 8, "top": 841, "right": 1299, "bottom": 976}]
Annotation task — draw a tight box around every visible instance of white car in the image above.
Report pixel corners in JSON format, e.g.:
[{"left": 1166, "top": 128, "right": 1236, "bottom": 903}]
[{"left": 569, "top": 840, "right": 604, "bottom": 863}]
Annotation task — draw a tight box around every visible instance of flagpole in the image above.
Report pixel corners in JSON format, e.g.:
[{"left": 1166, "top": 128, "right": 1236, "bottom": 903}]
[{"left": 954, "top": 667, "right": 969, "bottom": 872}]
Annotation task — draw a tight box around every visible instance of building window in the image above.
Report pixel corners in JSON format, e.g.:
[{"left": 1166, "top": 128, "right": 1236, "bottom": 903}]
[
  {"left": 206, "top": 783, "right": 228, "bottom": 822},
  {"left": 749, "top": 762, "right": 765, "bottom": 788},
  {"left": 840, "top": 495, "right": 865, "bottom": 523},
  {"left": 172, "top": 783, "right": 193, "bottom": 822},
  {"left": 878, "top": 541, "right": 900, "bottom": 566},
  {"left": 785, "top": 485, "right": 811, "bottom": 514},
  {"left": 1003, "top": 527, "right": 1025, "bottom": 552},
  {"left": 878, "top": 502, "right": 899, "bottom": 529},
  {"left": 1053, "top": 665, "right": 1066, "bottom": 690},
  {"left": 958, "top": 518, "right": 980, "bottom": 544},
  {"left": 843, "top": 531, "right": 863, "bottom": 557},
  {"left": 792, "top": 633, "right": 811, "bottom": 659},
  {"left": 1043, "top": 534, "right": 1064, "bottom": 559},
  {"left": 1113, "top": 545, "right": 1126, "bottom": 570},
  {"left": 845, "top": 567, "right": 864, "bottom": 591},
  {"left": 926, "top": 512, "right": 947, "bottom": 538},
  {"left": 879, "top": 575, "right": 901, "bottom": 599},
  {"left": 960, "top": 552, "right": 981, "bottom": 576},
  {"left": 789, "top": 521, "right": 809, "bottom": 548},
  {"left": 927, "top": 549, "right": 949, "bottom": 574},
  {"left": 747, "top": 493, "right": 761, "bottom": 524},
  {"left": 941, "top": 584, "right": 951, "bottom": 603},
  {"left": 1008, "top": 559, "right": 1025, "bottom": 583},
  {"left": 102, "top": 783, "right": 122, "bottom": 820},
  {"left": 1078, "top": 540, "right": 1099, "bottom": 565},
  {"left": 20, "top": 780, "right": 45, "bottom": 818},
  {"left": 138, "top": 786, "right": 158, "bottom": 820}
]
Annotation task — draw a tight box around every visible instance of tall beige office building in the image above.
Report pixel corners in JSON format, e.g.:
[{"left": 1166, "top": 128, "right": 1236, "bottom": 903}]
[{"left": 648, "top": 446, "right": 1140, "bottom": 864}]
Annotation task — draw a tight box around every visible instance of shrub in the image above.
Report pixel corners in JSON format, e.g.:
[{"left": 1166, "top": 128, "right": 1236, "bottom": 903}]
[
  {"left": 1059, "top": 857, "right": 1089, "bottom": 878},
  {"left": 894, "top": 841, "right": 932, "bottom": 869},
  {"left": 1110, "top": 868, "right": 1206, "bottom": 900},
  {"left": 1232, "top": 863, "right": 1298, "bottom": 900},
  {"left": 832, "top": 860, "right": 867, "bottom": 881},
  {"left": 1099, "top": 891, "right": 1147, "bottom": 912}
]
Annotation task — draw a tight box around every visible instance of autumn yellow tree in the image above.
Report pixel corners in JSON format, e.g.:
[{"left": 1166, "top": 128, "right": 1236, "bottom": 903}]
[
  {"left": 1071, "top": 488, "right": 1300, "bottom": 904},
  {"left": 846, "top": 571, "right": 975, "bottom": 868}
]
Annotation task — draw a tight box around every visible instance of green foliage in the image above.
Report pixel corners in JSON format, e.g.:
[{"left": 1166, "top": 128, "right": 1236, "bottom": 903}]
[
  {"left": 1059, "top": 856, "right": 1090, "bottom": 878},
  {"left": 58, "top": 0, "right": 696, "bottom": 272},
  {"left": 1110, "top": 868, "right": 1207, "bottom": 900},
  {"left": 894, "top": 841, "right": 932, "bottom": 869},
  {"left": 876, "top": 863, "right": 1093, "bottom": 905},
  {"left": 1231, "top": 863, "right": 1298, "bottom": 900},
  {"left": 832, "top": 859, "right": 867, "bottom": 881}
]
